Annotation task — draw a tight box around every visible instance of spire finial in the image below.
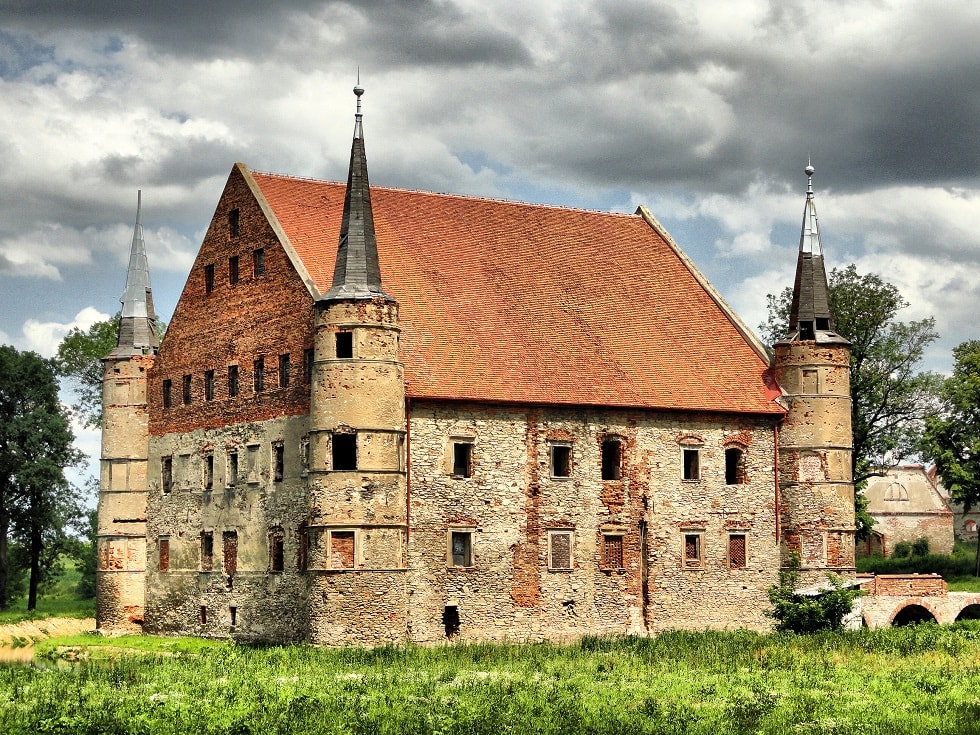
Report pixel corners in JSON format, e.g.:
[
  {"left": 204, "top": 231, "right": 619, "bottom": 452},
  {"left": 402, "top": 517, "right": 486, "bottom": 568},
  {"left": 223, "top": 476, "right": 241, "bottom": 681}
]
[{"left": 353, "top": 72, "right": 364, "bottom": 139}]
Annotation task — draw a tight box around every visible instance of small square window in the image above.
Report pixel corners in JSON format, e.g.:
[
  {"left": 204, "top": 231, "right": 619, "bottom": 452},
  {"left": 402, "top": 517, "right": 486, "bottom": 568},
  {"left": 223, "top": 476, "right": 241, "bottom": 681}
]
[
  {"left": 228, "top": 365, "right": 239, "bottom": 397},
  {"left": 158, "top": 537, "right": 170, "bottom": 572},
  {"left": 682, "top": 448, "right": 700, "bottom": 481},
  {"left": 452, "top": 442, "right": 473, "bottom": 477},
  {"left": 336, "top": 332, "right": 353, "bottom": 358},
  {"left": 204, "top": 264, "right": 215, "bottom": 294},
  {"left": 279, "top": 353, "right": 290, "bottom": 388},
  {"left": 332, "top": 433, "right": 357, "bottom": 471},
  {"left": 330, "top": 530, "right": 356, "bottom": 569},
  {"left": 182, "top": 374, "right": 192, "bottom": 405},
  {"left": 162, "top": 379, "right": 172, "bottom": 409},
  {"left": 253, "top": 248, "right": 264, "bottom": 277},
  {"left": 725, "top": 448, "right": 746, "bottom": 485},
  {"left": 729, "top": 534, "right": 747, "bottom": 569},
  {"left": 204, "top": 370, "right": 215, "bottom": 401},
  {"left": 161, "top": 456, "right": 173, "bottom": 494},
  {"left": 449, "top": 530, "right": 473, "bottom": 567},
  {"left": 229, "top": 255, "right": 239, "bottom": 285},
  {"left": 253, "top": 358, "right": 264, "bottom": 392},
  {"left": 548, "top": 530, "right": 573, "bottom": 570},
  {"left": 684, "top": 533, "right": 703, "bottom": 567},
  {"left": 273, "top": 442, "right": 284, "bottom": 482},
  {"left": 601, "top": 439, "right": 622, "bottom": 481},
  {"left": 551, "top": 444, "right": 572, "bottom": 478},
  {"left": 228, "top": 208, "right": 240, "bottom": 238},
  {"left": 602, "top": 533, "right": 624, "bottom": 569}
]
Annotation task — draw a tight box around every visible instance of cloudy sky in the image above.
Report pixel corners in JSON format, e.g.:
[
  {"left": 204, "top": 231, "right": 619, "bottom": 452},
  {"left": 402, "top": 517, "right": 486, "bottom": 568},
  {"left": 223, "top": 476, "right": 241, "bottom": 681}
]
[{"left": 2, "top": 0, "right": 979, "bottom": 480}]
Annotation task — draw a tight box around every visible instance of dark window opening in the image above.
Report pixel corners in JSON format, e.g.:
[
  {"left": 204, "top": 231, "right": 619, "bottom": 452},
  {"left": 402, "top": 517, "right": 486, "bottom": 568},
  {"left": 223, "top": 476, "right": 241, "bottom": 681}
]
[
  {"left": 297, "top": 525, "right": 309, "bottom": 571},
  {"left": 332, "top": 433, "right": 357, "bottom": 471},
  {"left": 253, "top": 358, "right": 264, "bottom": 392},
  {"left": 270, "top": 529, "right": 285, "bottom": 572},
  {"left": 602, "top": 534, "right": 624, "bottom": 568},
  {"left": 204, "top": 453, "right": 214, "bottom": 490},
  {"left": 201, "top": 531, "right": 214, "bottom": 571},
  {"left": 451, "top": 531, "right": 472, "bottom": 567},
  {"left": 725, "top": 448, "right": 745, "bottom": 485},
  {"left": 204, "top": 264, "right": 215, "bottom": 294},
  {"left": 331, "top": 530, "right": 355, "bottom": 568},
  {"left": 228, "top": 208, "right": 240, "bottom": 238},
  {"left": 552, "top": 445, "right": 572, "bottom": 478},
  {"left": 816, "top": 317, "right": 830, "bottom": 331},
  {"left": 684, "top": 534, "right": 702, "bottom": 567},
  {"left": 162, "top": 379, "right": 172, "bottom": 409},
  {"left": 228, "top": 365, "right": 239, "bottom": 397},
  {"left": 182, "top": 374, "right": 192, "bottom": 405},
  {"left": 682, "top": 448, "right": 700, "bottom": 481},
  {"left": 279, "top": 353, "right": 290, "bottom": 388},
  {"left": 223, "top": 531, "right": 238, "bottom": 575},
  {"left": 729, "top": 534, "right": 746, "bottom": 569},
  {"left": 227, "top": 451, "right": 238, "bottom": 487},
  {"left": 230, "top": 606, "right": 237, "bottom": 627},
  {"left": 158, "top": 538, "right": 170, "bottom": 572},
  {"left": 336, "top": 331, "right": 353, "bottom": 358},
  {"left": 452, "top": 442, "right": 473, "bottom": 477},
  {"left": 799, "top": 320, "right": 815, "bottom": 340},
  {"left": 443, "top": 605, "right": 460, "bottom": 637},
  {"left": 601, "top": 439, "right": 622, "bottom": 480},
  {"left": 549, "top": 531, "right": 572, "bottom": 570},
  {"left": 200, "top": 606, "right": 207, "bottom": 625},
  {"left": 229, "top": 255, "right": 239, "bottom": 285},
  {"left": 253, "top": 248, "right": 264, "bottom": 277},
  {"left": 304, "top": 348, "right": 314, "bottom": 383},
  {"left": 273, "top": 443, "right": 284, "bottom": 482},
  {"left": 161, "top": 456, "right": 173, "bottom": 494},
  {"left": 204, "top": 370, "right": 215, "bottom": 401}
]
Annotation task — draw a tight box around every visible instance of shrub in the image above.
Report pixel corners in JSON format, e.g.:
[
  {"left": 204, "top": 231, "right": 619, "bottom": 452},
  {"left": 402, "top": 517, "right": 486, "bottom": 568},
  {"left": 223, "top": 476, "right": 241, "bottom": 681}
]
[
  {"left": 893, "top": 541, "right": 913, "bottom": 558},
  {"left": 913, "top": 537, "right": 930, "bottom": 557},
  {"left": 767, "top": 560, "right": 863, "bottom": 634}
]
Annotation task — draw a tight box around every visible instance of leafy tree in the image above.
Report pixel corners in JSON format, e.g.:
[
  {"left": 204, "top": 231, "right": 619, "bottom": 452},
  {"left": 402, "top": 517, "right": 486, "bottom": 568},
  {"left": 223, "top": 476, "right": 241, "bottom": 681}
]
[
  {"left": 763, "top": 265, "right": 941, "bottom": 536},
  {"left": 55, "top": 315, "right": 120, "bottom": 429},
  {"left": 0, "top": 345, "right": 84, "bottom": 609},
  {"left": 921, "top": 340, "right": 980, "bottom": 575},
  {"left": 767, "top": 556, "right": 864, "bottom": 633}
]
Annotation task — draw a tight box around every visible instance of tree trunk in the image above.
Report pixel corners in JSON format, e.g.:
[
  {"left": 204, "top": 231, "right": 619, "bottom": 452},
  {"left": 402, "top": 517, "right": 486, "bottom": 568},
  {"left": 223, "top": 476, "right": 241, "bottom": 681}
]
[
  {"left": 975, "top": 534, "right": 979, "bottom": 578},
  {"left": 26, "top": 485, "right": 43, "bottom": 611}
]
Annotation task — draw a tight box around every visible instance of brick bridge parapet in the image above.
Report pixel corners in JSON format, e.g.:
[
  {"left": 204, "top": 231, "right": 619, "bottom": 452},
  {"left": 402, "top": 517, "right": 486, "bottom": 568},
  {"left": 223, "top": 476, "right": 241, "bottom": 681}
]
[{"left": 856, "top": 574, "right": 980, "bottom": 627}]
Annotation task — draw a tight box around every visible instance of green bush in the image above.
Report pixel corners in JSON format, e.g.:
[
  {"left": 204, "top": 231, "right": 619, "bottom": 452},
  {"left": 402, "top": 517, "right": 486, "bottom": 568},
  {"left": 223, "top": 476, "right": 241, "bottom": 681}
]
[
  {"left": 913, "top": 537, "right": 930, "bottom": 556},
  {"left": 894, "top": 541, "right": 913, "bottom": 558},
  {"left": 767, "top": 562, "right": 863, "bottom": 634}
]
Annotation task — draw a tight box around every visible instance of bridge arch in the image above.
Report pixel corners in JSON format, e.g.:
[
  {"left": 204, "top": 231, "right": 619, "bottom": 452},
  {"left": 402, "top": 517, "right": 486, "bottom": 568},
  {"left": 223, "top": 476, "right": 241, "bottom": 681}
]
[
  {"left": 890, "top": 603, "right": 938, "bottom": 626},
  {"left": 955, "top": 604, "right": 980, "bottom": 622}
]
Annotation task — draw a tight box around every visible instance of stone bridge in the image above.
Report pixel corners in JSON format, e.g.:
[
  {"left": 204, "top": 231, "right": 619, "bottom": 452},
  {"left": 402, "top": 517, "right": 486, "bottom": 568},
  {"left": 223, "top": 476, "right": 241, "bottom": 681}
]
[{"left": 857, "top": 574, "right": 980, "bottom": 628}]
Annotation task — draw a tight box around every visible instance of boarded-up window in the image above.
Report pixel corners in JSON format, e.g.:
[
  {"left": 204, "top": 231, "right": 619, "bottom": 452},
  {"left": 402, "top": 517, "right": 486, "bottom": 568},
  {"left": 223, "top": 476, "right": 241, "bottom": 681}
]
[
  {"left": 331, "top": 530, "right": 355, "bottom": 569},
  {"left": 684, "top": 534, "right": 702, "bottom": 567},
  {"left": 223, "top": 531, "right": 238, "bottom": 575},
  {"left": 549, "top": 531, "right": 573, "bottom": 570},
  {"left": 201, "top": 531, "right": 214, "bottom": 571},
  {"left": 602, "top": 534, "right": 624, "bottom": 568},
  {"left": 601, "top": 439, "right": 622, "bottom": 480},
  {"left": 158, "top": 537, "right": 170, "bottom": 572},
  {"left": 729, "top": 534, "right": 746, "bottom": 569}
]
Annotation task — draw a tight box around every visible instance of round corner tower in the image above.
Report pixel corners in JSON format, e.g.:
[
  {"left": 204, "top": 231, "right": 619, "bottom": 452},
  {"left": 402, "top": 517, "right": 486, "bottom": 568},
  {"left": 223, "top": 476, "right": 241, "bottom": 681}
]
[
  {"left": 306, "top": 85, "right": 410, "bottom": 645},
  {"left": 774, "top": 166, "right": 855, "bottom": 584},
  {"left": 97, "top": 192, "right": 159, "bottom": 633}
]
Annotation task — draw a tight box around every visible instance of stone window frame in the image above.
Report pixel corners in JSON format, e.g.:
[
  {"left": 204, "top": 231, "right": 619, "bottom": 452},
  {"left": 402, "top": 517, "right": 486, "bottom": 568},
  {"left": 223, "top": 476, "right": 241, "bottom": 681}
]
[
  {"left": 682, "top": 530, "right": 704, "bottom": 569},
  {"left": 550, "top": 441, "right": 573, "bottom": 479},
  {"left": 328, "top": 528, "right": 358, "bottom": 570},
  {"left": 449, "top": 436, "right": 475, "bottom": 478},
  {"left": 226, "top": 448, "right": 239, "bottom": 488},
  {"left": 728, "top": 532, "right": 748, "bottom": 570},
  {"left": 547, "top": 528, "right": 575, "bottom": 571},
  {"left": 680, "top": 443, "right": 701, "bottom": 482},
  {"left": 447, "top": 527, "right": 475, "bottom": 569},
  {"left": 599, "top": 528, "right": 626, "bottom": 570}
]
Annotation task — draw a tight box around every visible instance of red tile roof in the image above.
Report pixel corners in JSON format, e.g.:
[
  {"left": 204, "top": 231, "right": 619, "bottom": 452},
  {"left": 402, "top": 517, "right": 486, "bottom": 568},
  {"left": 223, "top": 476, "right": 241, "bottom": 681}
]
[{"left": 250, "top": 170, "right": 780, "bottom": 415}]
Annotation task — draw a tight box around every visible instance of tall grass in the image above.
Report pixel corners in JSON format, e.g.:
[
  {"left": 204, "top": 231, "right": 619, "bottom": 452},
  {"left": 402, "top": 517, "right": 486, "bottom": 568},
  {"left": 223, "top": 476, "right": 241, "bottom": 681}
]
[{"left": 3, "top": 624, "right": 980, "bottom": 733}]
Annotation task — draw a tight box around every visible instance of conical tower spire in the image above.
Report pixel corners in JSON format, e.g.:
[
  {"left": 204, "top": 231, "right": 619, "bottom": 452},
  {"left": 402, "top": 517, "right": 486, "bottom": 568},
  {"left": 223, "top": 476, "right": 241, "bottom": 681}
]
[
  {"left": 111, "top": 191, "right": 159, "bottom": 356},
  {"left": 785, "top": 164, "right": 847, "bottom": 343},
  {"left": 322, "top": 82, "right": 393, "bottom": 302}
]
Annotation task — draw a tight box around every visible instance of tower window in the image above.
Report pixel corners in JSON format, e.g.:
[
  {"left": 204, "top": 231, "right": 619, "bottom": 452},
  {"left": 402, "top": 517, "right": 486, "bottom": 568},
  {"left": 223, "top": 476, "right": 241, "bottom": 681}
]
[
  {"left": 799, "top": 320, "right": 815, "bottom": 340},
  {"left": 201, "top": 531, "right": 214, "bottom": 571},
  {"left": 223, "top": 530, "right": 238, "bottom": 575},
  {"left": 601, "top": 438, "right": 622, "bottom": 480},
  {"left": 682, "top": 448, "right": 700, "bottom": 481},
  {"left": 332, "top": 433, "right": 357, "bottom": 471},
  {"left": 336, "top": 332, "right": 353, "bottom": 358},
  {"left": 273, "top": 442, "right": 284, "bottom": 482},
  {"left": 228, "top": 208, "right": 240, "bottom": 238},
  {"left": 228, "top": 365, "right": 239, "bottom": 397},
  {"left": 227, "top": 450, "right": 238, "bottom": 487},
  {"left": 253, "top": 248, "right": 264, "bottom": 277},
  {"left": 204, "top": 370, "right": 215, "bottom": 401},
  {"left": 449, "top": 530, "right": 473, "bottom": 567},
  {"left": 182, "top": 374, "right": 192, "bottom": 405},
  {"left": 330, "top": 530, "right": 356, "bottom": 568},
  {"left": 161, "top": 456, "right": 173, "bottom": 494},
  {"left": 204, "top": 264, "right": 214, "bottom": 294},
  {"left": 725, "top": 448, "right": 746, "bottom": 485},
  {"left": 162, "top": 379, "right": 172, "bottom": 409},
  {"left": 253, "top": 358, "right": 264, "bottom": 392},
  {"left": 551, "top": 444, "right": 572, "bottom": 478},
  {"left": 279, "top": 353, "right": 290, "bottom": 388},
  {"left": 452, "top": 441, "right": 473, "bottom": 477},
  {"left": 816, "top": 317, "right": 830, "bottom": 331}
]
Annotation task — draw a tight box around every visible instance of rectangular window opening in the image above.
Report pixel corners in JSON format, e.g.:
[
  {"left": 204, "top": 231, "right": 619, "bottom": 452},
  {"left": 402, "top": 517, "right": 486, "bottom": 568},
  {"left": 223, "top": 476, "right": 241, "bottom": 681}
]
[
  {"left": 297, "top": 525, "right": 309, "bottom": 571},
  {"left": 161, "top": 456, "right": 173, "bottom": 494},
  {"left": 330, "top": 530, "right": 356, "bottom": 569},
  {"left": 230, "top": 606, "right": 237, "bottom": 627},
  {"left": 227, "top": 451, "right": 238, "bottom": 487},
  {"left": 332, "top": 433, "right": 357, "bottom": 471},
  {"left": 228, "top": 365, "right": 239, "bottom": 398},
  {"left": 452, "top": 442, "right": 473, "bottom": 477},
  {"left": 450, "top": 531, "right": 473, "bottom": 567},
  {"left": 336, "top": 331, "right": 353, "bottom": 358},
  {"left": 200, "top": 606, "right": 207, "bottom": 625},
  {"left": 204, "top": 453, "right": 214, "bottom": 490},
  {"left": 201, "top": 531, "right": 214, "bottom": 571},
  {"left": 725, "top": 447, "right": 746, "bottom": 485},
  {"left": 252, "top": 248, "right": 264, "bottom": 277},
  {"left": 273, "top": 442, "right": 284, "bottom": 482},
  {"left": 162, "top": 379, "right": 172, "bottom": 409},
  {"left": 253, "top": 358, "right": 264, "bottom": 392},
  {"left": 229, "top": 255, "right": 239, "bottom": 285},
  {"left": 279, "top": 353, "right": 290, "bottom": 388},
  {"left": 682, "top": 448, "right": 700, "bottom": 481},
  {"left": 223, "top": 530, "right": 238, "bottom": 575},
  {"left": 549, "top": 530, "right": 573, "bottom": 570},
  {"left": 204, "top": 264, "right": 215, "bottom": 294},
  {"left": 684, "top": 534, "right": 702, "bottom": 567},
  {"left": 602, "top": 533, "right": 624, "bottom": 569},
  {"left": 204, "top": 369, "right": 215, "bottom": 401},
  {"left": 443, "top": 605, "right": 460, "bottom": 637},
  {"left": 158, "top": 537, "right": 170, "bottom": 572},
  {"left": 601, "top": 439, "right": 622, "bottom": 481},
  {"left": 729, "top": 534, "right": 747, "bottom": 570},
  {"left": 182, "top": 374, "right": 192, "bottom": 405},
  {"left": 270, "top": 530, "right": 285, "bottom": 572},
  {"left": 228, "top": 208, "right": 240, "bottom": 238},
  {"left": 551, "top": 444, "right": 572, "bottom": 478}
]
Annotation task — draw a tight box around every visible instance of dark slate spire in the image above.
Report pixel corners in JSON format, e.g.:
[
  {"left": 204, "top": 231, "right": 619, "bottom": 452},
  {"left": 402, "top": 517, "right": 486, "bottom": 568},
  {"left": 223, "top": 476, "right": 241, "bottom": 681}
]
[
  {"left": 111, "top": 191, "right": 159, "bottom": 356},
  {"left": 321, "top": 82, "right": 393, "bottom": 303},
  {"left": 785, "top": 164, "right": 848, "bottom": 344}
]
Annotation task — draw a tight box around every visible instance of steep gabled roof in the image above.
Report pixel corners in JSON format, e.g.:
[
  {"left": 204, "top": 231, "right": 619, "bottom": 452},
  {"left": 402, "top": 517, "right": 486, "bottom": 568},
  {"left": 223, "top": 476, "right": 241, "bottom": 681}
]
[{"left": 249, "top": 169, "right": 780, "bottom": 414}]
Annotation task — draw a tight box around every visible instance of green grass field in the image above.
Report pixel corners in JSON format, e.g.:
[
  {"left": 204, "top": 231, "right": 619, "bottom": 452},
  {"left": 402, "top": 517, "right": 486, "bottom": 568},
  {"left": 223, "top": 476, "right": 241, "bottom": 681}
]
[{"left": 0, "top": 624, "right": 978, "bottom": 734}]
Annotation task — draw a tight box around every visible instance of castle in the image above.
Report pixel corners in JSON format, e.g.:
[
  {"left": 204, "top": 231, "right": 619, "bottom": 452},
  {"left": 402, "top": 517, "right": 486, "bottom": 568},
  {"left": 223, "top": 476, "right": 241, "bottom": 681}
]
[{"left": 97, "top": 87, "right": 855, "bottom": 645}]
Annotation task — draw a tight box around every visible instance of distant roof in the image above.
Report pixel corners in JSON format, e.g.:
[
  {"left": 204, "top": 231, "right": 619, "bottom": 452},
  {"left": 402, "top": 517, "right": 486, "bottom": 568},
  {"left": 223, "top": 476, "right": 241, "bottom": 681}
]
[{"left": 249, "top": 170, "right": 781, "bottom": 414}]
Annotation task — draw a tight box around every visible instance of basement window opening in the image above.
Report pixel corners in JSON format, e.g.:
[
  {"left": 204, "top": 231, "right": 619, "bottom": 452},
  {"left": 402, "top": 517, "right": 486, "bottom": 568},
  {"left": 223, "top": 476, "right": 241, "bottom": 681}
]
[
  {"left": 682, "top": 448, "right": 700, "bottom": 481},
  {"left": 551, "top": 444, "right": 572, "bottom": 478},
  {"left": 452, "top": 441, "right": 473, "bottom": 477},
  {"left": 336, "top": 331, "right": 353, "bottom": 358},
  {"left": 443, "top": 605, "right": 460, "bottom": 637},
  {"left": 725, "top": 448, "right": 746, "bottom": 485},
  {"left": 601, "top": 439, "right": 622, "bottom": 481},
  {"left": 332, "top": 433, "right": 357, "bottom": 471},
  {"left": 229, "top": 255, "right": 239, "bottom": 285}
]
